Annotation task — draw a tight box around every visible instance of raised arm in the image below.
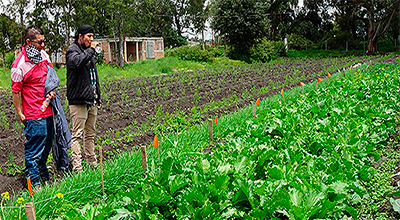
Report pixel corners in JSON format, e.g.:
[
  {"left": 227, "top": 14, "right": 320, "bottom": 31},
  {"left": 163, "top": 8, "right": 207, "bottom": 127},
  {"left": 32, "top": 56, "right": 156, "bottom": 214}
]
[{"left": 66, "top": 46, "right": 95, "bottom": 70}]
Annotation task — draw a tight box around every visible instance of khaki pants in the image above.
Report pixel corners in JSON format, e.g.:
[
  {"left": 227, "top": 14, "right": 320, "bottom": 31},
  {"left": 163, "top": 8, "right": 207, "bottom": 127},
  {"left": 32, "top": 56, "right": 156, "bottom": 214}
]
[{"left": 69, "top": 105, "right": 98, "bottom": 172}]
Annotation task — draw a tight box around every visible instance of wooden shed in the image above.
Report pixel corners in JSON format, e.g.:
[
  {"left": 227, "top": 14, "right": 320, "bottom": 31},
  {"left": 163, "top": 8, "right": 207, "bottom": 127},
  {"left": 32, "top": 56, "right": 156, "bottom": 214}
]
[{"left": 96, "top": 37, "right": 164, "bottom": 63}]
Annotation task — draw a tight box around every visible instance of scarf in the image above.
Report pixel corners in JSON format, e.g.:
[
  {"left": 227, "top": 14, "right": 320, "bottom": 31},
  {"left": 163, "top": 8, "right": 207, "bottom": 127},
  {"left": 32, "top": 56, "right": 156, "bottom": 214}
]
[{"left": 26, "top": 44, "right": 42, "bottom": 64}]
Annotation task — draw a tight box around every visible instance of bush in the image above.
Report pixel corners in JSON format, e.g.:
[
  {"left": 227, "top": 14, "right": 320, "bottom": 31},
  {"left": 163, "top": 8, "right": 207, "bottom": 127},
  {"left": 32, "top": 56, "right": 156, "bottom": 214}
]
[
  {"left": 165, "top": 44, "right": 223, "bottom": 62},
  {"left": 4, "top": 53, "right": 15, "bottom": 69},
  {"left": 287, "top": 34, "right": 314, "bottom": 50},
  {"left": 317, "top": 31, "right": 362, "bottom": 51},
  {"left": 376, "top": 39, "right": 400, "bottom": 53},
  {"left": 249, "top": 38, "right": 287, "bottom": 63},
  {"left": 95, "top": 52, "right": 104, "bottom": 65}
]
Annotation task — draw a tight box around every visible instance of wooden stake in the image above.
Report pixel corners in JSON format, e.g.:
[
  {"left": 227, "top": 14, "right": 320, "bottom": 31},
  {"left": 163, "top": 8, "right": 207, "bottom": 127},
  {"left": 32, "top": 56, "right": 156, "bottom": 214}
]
[
  {"left": 252, "top": 105, "right": 256, "bottom": 118},
  {"left": 302, "top": 86, "right": 304, "bottom": 95},
  {"left": 343, "top": 68, "right": 346, "bottom": 77},
  {"left": 140, "top": 146, "right": 148, "bottom": 175},
  {"left": 327, "top": 76, "right": 329, "bottom": 85},
  {"left": 100, "top": 146, "right": 104, "bottom": 196},
  {"left": 208, "top": 119, "right": 213, "bottom": 142},
  {"left": 25, "top": 202, "right": 36, "bottom": 220},
  {"left": 315, "top": 80, "right": 318, "bottom": 90},
  {"left": 216, "top": 118, "right": 220, "bottom": 138},
  {"left": 157, "top": 148, "right": 160, "bottom": 164}
]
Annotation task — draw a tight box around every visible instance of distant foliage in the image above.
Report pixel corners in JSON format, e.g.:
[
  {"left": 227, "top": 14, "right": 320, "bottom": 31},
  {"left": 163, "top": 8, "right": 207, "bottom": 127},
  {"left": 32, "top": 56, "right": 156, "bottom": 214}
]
[
  {"left": 286, "top": 49, "right": 364, "bottom": 58},
  {"left": 249, "top": 38, "right": 286, "bottom": 63},
  {"left": 165, "top": 29, "right": 188, "bottom": 48},
  {"left": 4, "top": 53, "right": 15, "bottom": 69},
  {"left": 95, "top": 52, "right": 104, "bottom": 65},
  {"left": 287, "top": 33, "right": 314, "bottom": 50},
  {"left": 165, "top": 44, "right": 224, "bottom": 62},
  {"left": 211, "top": 0, "right": 269, "bottom": 61},
  {"left": 376, "top": 39, "right": 400, "bottom": 53},
  {"left": 318, "top": 31, "right": 362, "bottom": 51}
]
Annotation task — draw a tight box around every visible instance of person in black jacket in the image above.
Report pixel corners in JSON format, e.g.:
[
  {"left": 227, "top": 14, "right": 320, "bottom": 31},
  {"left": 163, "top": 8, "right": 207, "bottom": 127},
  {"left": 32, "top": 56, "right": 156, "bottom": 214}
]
[{"left": 66, "top": 25, "right": 101, "bottom": 172}]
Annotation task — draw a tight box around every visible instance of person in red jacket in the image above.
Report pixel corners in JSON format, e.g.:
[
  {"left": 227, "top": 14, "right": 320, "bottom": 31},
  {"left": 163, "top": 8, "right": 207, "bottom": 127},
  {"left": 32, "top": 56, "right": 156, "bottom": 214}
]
[{"left": 11, "top": 25, "right": 56, "bottom": 190}]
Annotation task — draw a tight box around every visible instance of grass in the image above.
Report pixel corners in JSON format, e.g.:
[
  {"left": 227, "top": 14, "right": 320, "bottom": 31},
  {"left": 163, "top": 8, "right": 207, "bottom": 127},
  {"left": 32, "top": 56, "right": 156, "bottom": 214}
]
[
  {"left": 0, "top": 56, "right": 245, "bottom": 91},
  {"left": 286, "top": 49, "right": 366, "bottom": 58},
  {"left": 0, "top": 68, "right": 10, "bottom": 89}
]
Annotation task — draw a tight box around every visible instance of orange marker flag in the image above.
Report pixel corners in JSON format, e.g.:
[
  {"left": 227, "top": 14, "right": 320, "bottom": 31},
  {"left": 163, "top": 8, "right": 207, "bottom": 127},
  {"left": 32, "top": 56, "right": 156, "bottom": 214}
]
[
  {"left": 152, "top": 134, "right": 159, "bottom": 149},
  {"left": 27, "top": 177, "right": 33, "bottom": 196},
  {"left": 214, "top": 116, "right": 218, "bottom": 126},
  {"left": 255, "top": 98, "right": 260, "bottom": 106},
  {"left": 317, "top": 77, "right": 323, "bottom": 83},
  {"left": 327, "top": 73, "right": 331, "bottom": 77},
  {"left": 281, "top": 89, "right": 284, "bottom": 97},
  {"left": 300, "top": 82, "right": 305, "bottom": 87}
]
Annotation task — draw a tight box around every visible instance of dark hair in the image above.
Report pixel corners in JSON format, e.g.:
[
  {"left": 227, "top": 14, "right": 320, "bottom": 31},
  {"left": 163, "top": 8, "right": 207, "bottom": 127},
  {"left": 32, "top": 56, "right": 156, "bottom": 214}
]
[
  {"left": 24, "top": 25, "right": 43, "bottom": 42},
  {"left": 74, "top": 33, "right": 80, "bottom": 42},
  {"left": 75, "top": 25, "right": 94, "bottom": 42}
]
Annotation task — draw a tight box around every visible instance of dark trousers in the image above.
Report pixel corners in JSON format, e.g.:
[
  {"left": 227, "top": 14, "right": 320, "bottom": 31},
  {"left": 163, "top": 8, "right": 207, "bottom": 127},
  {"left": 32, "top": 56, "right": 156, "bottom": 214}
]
[{"left": 24, "top": 116, "right": 54, "bottom": 187}]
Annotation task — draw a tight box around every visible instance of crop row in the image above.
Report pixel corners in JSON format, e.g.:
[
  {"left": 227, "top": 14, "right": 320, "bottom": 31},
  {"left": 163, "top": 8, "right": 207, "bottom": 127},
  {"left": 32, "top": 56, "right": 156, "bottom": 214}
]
[
  {"left": 0, "top": 54, "right": 394, "bottom": 196},
  {"left": 95, "top": 55, "right": 384, "bottom": 150},
  {"left": 2, "top": 60, "right": 399, "bottom": 219}
]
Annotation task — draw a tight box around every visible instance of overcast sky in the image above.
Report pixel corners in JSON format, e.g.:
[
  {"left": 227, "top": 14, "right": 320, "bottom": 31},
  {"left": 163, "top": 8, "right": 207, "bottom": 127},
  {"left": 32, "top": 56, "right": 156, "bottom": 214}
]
[{"left": 1, "top": 0, "right": 9, "bottom": 9}]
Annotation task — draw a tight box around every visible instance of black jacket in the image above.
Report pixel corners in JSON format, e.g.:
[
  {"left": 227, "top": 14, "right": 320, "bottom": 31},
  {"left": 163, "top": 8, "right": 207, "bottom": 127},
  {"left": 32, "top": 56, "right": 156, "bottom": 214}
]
[{"left": 66, "top": 42, "right": 101, "bottom": 105}]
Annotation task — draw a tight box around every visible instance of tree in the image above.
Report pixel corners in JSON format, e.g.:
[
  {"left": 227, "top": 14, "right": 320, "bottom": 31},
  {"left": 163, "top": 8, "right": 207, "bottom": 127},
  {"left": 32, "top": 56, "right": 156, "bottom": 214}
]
[
  {"left": 267, "top": 0, "right": 296, "bottom": 41},
  {"left": 50, "top": 0, "right": 79, "bottom": 46},
  {"left": 103, "top": 0, "right": 136, "bottom": 67},
  {"left": 331, "top": 0, "right": 361, "bottom": 39},
  {"left": 4, "top": 0, "right": 29, "bottom": 45},
  {"left": 0, "top": 14, "right": 22, "bottom": 68},
  {"left": 27, "top": 1, "right": 65, "bottom": 55},
  {"left": 187, "top": 0, "right": 210, "bottom": 49},
  {"left": 171, "top": 0, "right": 191, "bottom": 37},
  {"left": 386, "top": 3, "right": 400, "bottom": 46},
  {"left": 132, "top": 0, "right": 174, "bottom": 36},
  {"left": 211, "top": 0, "right": 270, "bottom": 61},
  {"left": 164, "top": 29, "right": 187, "bottom": 48},
  {"left": 10, "top": 0, "right": 28, "bottom": 26},
  {"left": 364, "top": 0, "right": 400, "bottom": 53},
  {"left": 332, "top": 0, "right": 400, "bottom": 54},
  {"left": 294, "top": 0, "right": 333, "bottom": 43}
]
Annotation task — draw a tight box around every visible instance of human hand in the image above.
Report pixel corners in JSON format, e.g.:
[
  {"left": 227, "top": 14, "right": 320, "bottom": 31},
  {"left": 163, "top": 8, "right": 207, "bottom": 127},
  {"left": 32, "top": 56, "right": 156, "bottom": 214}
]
[
  {"left": 97, "top": 102, "right": 102, "bottom": 109},
  {"left": 47, "top": 91, "right": 56, "bottom": 100},
  {"left": 91, "top": 41, "right": 99, "bottom": 49},
  {"left": 18, "top": 113, "right": 26, "bottom": 124}
]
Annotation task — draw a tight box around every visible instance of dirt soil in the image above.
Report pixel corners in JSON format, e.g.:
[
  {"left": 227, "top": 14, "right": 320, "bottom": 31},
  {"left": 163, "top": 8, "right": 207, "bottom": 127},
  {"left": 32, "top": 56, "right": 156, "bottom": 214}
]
[{"left": 0, "top": 55, "right": 397, "bottom": 201}]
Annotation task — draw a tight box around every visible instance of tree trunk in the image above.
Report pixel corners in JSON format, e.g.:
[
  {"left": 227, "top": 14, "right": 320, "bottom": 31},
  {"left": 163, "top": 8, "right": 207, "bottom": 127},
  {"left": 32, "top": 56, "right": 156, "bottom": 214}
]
[
  {"left": 364, "top": 1, "right": 398, "bottom": 54},
  {"left": 202, "top": 27, "right": 205, "bottom": 50},
  {"left": 118, "top": 33, "right": 124, "bottom": 68},
  {"left": 366, "top": 11, "right": 377, "bottom": 54},
  {"left": 64, "top": 2, "right": 70, "bottom": 46},
  {"left": 174, "top": 15, "right": 183, "bottom": 37},
  {"left": 212, "top": 29, "right": 214, "bottom": 46},
  {"left": 367, "top": 37, "right": 377, "bottom": 54},
  {"left": 224, "top": 34, "right": 226, "bottom": 57}
]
